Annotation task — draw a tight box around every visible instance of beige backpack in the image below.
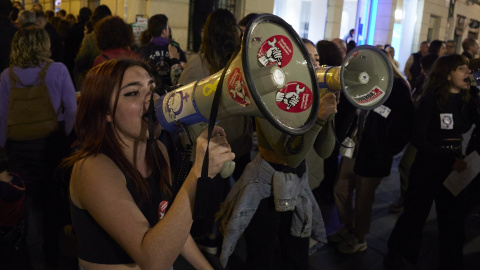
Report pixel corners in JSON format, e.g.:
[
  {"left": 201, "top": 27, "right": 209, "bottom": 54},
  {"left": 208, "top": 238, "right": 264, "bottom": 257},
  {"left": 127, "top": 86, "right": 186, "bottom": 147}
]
[{"left": 6, "top": 62, "right": 60, "bottom": 141}]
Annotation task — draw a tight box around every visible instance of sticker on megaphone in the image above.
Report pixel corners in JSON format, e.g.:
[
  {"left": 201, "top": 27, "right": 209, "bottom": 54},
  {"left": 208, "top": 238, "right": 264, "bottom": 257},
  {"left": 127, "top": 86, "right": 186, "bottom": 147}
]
[
  {"left": 275, "top": 82, "right": 313, "bottom": 112},
  {"left": 257, "top": 35, "right": 294, "bottom": 68},
  {"left": 227, "top": 67, "right": 251, "bottom": 107},
  {"left": 352, "top": 86, "right": 385, "bottom": 106}
]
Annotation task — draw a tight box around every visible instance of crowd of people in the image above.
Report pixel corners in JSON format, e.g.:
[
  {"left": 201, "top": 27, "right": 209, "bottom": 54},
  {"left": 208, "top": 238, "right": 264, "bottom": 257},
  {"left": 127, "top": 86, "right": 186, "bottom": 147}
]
[{"left": 0, "top": 1, "right": 479, "bottom": 270}]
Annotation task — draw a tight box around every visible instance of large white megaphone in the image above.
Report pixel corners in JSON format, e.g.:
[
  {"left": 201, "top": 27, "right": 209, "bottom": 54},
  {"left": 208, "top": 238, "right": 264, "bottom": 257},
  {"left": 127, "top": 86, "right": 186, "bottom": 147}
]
[
  {"left": 155, "top": 14, "right": 320, "bottom": 137},
  {"left": 316, "top": 45, "right": 394, "bottom": 110}
]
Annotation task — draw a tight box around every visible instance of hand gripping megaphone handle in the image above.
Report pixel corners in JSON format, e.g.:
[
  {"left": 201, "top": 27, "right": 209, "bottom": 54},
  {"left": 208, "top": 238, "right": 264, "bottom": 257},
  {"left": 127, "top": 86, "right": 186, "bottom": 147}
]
[
  {"left": 209, "top": 131, "right": 236, "bottom": 179},
  {"left": 186, "top": 124, "right": 236, "bottom": 179},
  {"left": 220, "top": 160, "right": 236, "bottom": 179}
]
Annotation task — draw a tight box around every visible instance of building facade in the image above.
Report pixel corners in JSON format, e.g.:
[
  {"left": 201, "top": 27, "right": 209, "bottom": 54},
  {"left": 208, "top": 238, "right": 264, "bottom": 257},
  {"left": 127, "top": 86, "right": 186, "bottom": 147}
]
[{"left": 19, "top": 0, "right": 480, "bottom": 69}]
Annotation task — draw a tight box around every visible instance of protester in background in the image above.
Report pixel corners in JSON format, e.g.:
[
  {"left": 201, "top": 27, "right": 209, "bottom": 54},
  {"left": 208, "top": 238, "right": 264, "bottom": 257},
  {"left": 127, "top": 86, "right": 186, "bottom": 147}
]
[
  {"left": 303, "top": 38, "right": 325, "bottom": 193},
  {"left": 138, "top": 14, "right": 187, "bottom": 89},
  {"left": 32, "top": 3, "right": 42, "bottom": 12},
  {"left": 330, "top": 53, "right": 414, "bottom": 254},
  {"left": 303, "top": 38, "right": 319, "bottom": 69},
  {"left": 178, "top": 9, "right": 252, "bottom": 256},
  {"left": 412, "top": 53, "right": 439, "bottom": 101},
  {"left": 445, "top": 40, "right": 456, "bottom": 55},
  {"left": 74, "top": 4, "right": 111, "bottom": 90},
  {"left": 385, "top": 54, "right": 472, "bottom": 270},
  {"left": 462, "top": 37, "right": 479, "bottom": 59},
  {"left": 12, "top": 1, "right": 24, "bottom": 11},
  {"left": 238, "top": 12, "right": 257, "bottom": 32},
  {"left": 344, "top": 28, "right": 355, "bottom": 43},
  {"left": 56, "top": 9, "right": 66, "bottom": 20},
  {"left": 56, "top": 19, "right": 71, "bottom": 50},
  {"left": 313, "top": 40, "right": 349, "bottom": 205},
  {"left": 45, "top": 10, "right": 54, "bottom": 21},
  {"left": 317, "top": 40, "right": 344, "bottom": 68},
  {"left": 385, "top": 46, "right": 400, "bottom": 68},
  {"left": 428, "top": 39, "right": 447, "bottom": 57},
  {"left": 346, "top": 40, "right": 356, "bottom": 55},
  {"left": 138, "top": 29, "right": 152, "bottom": 47},
  {"left": 332, "top": 38, "right": 347, "bottom": 60},
  {"left": 404, "top": 41, "right": 429, "bottom": 88},
  {"left": 49, "top": 15, "right": 60, "bottom": 29},
  {"left": 0, "top": 25, "right": 77, "bottom": 268},
  {"left": 389, "top": 52, "right": 438, "bottom": 214},
  {"left": 179, "top": 9, "right": 240, "bottom": 83},
  {"left": 92, "top": 16, "right": 140, "bottom": 67},
  {"left": 64, "top": 7, "right": 92, "bottom": 84},
  {"left": 35, "top": 10, "right": 64, "bottom": 63},
  {"left": 84, "top": 19, "right": 93, "bottom": 35},
  {"left": 9, "top": 6, "right": 19, "bottom": 25},
  {"left": 15, "top": 10, "right": 36, "bottom": 28},
  {"left": 65, "top": 13, "right": 76, "bottom": 26},
  {"left": 0, "top": 0, "right": 17, "bottom": 72}
]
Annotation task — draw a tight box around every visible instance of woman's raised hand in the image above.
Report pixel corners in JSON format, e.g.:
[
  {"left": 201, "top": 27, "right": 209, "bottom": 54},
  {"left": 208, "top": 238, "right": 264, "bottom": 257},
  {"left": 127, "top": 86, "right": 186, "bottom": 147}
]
[{"left": 194, "top": 126, "right": 235, "bottom": 178}]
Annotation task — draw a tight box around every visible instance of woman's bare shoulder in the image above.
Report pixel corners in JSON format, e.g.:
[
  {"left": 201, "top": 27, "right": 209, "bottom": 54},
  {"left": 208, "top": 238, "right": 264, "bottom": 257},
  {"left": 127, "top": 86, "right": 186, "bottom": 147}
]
[
  {"left": 73, "top": 154, "right": 121, "bottom": 178},
  {"left": 70, "top": 154, "right": 126, "bottom": 208}
]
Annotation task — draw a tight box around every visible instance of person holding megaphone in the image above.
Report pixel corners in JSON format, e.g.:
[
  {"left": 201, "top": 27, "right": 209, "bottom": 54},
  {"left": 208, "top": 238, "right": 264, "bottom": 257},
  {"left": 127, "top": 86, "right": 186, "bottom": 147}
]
[
  {"left": 216, "top": 38, "right": 337, "bottom": 268},
  {"left": 64, "top": 59, "right": 234, "bottom": 270},
  {"left": 329, "top": 54, "right": 414, "bottom": 254},
  {"left": 178, "top": 9, "right": 253, "bottom": 254}
]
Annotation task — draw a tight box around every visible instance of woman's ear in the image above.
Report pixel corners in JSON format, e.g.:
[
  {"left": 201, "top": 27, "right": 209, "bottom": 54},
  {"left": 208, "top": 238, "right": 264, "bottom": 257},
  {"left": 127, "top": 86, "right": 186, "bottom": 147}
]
[{"left": 106, "top": 112, "right": 113, "bottom": 123}]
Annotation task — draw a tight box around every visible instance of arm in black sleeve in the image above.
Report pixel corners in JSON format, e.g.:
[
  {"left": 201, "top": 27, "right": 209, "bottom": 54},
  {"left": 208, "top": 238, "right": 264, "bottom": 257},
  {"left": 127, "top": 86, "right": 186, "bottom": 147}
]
[
  {"left": 334, "top": 94, "right": 357, "bottom": 143},
  {"left": 383, "top": 79, "right": 414, "bottom": 155}
]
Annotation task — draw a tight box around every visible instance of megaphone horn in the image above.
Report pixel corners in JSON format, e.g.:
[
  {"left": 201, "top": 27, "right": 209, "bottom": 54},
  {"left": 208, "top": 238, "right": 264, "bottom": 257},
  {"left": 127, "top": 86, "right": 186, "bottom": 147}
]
[
  {"left": 156, "top": 13, "right": 320, "bottom": 136},
  {"left": 316, "top": 45, "right": 393, "bottom": 110},
  {"left": 154, "top": 14, "right": 320, "bottom": 178}
]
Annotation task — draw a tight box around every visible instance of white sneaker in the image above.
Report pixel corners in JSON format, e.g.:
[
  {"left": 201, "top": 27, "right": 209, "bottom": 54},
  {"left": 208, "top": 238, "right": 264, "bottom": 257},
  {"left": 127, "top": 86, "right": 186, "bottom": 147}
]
[
  {"left": 337, "top": 234, "right": 368, "bottom": 254},
  {"left": 327, "top": 227, "right": 350, "bottom": 244}
]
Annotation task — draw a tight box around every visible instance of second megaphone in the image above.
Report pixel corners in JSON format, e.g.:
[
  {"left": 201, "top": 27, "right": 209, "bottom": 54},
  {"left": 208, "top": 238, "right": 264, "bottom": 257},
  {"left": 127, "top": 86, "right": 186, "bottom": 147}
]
[
  {"left": 155, "top": 13, "right": 320, "bottom": 136},
  {"left": 316, "top": 45, "right": 394, "bottom": 110}
]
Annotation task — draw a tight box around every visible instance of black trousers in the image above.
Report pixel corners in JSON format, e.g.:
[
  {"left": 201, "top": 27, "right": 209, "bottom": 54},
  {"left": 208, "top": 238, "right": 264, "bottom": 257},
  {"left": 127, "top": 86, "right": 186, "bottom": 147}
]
[
  {"left": 387, "top": 154, "right": 466, "bottom": 270},
  {"left": 6, "top": 128, "right": 69, "bottom": 267},
  {"left": 244, "top": 196, "right": 309, "bottom": 270}
]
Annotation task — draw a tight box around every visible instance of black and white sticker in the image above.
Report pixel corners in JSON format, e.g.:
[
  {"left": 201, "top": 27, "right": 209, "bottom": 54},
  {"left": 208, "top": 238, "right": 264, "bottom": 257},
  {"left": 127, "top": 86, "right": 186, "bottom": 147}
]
[{"left": 373, "top": 105, "right": 391, "bottom": 118}]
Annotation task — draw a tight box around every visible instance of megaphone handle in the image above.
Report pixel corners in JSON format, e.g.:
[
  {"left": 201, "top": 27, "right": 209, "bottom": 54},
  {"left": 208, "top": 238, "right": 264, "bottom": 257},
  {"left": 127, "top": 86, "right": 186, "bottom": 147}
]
[
  {"left": 219, "top": 160, "right": 236, "bottom": 179},
  {"left": 187, "top": 124, "right": 236, "bottom": 178},
  {"left": 200, "top": 49, "right": 240, "bottom": 179}
]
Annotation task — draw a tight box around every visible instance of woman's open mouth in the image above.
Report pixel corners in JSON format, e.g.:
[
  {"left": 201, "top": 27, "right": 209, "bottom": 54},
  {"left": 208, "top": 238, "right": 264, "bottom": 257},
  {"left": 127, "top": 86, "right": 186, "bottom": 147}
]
[{"left": 142, "top": 112, "right": 153, "bottom": 123}]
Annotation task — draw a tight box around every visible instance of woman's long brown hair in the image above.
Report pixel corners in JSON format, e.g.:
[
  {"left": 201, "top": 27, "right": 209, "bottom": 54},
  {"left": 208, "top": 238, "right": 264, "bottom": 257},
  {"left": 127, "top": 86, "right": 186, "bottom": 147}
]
[
  {"left": 200, "top": 9, "right": 240, "bottom": 74},
  {"left": 63, "top": 59, "right": 171, "bottom": 205},
  {"left": 423, "top": 54, "right": 470, "bottom": 110}
]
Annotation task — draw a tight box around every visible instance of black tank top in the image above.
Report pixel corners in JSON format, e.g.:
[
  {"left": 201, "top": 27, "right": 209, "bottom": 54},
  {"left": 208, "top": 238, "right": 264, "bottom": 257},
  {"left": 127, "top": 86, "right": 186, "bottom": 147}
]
[{"left": 71, "top": 159, "right": 165, "bottom": 264}]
